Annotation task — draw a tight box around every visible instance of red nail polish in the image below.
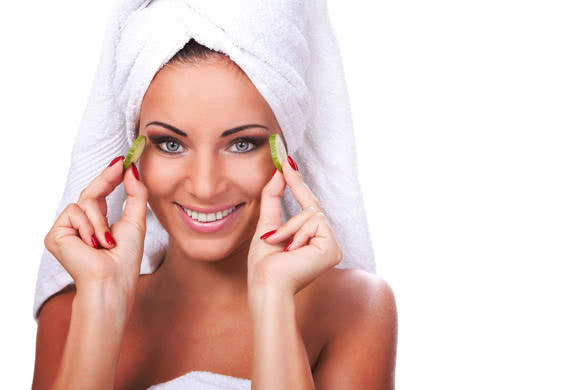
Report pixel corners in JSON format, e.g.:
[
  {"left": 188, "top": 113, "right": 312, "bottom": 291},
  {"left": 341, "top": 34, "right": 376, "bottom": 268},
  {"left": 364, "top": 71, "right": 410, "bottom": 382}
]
[
  {"left": 131, "top": 162, "right": 140, "bottom": 181},
  {"left": 91, "top": 234, "right": 100, "bottom": 249},
  {"left": 105, "top": 231, "right": 116, "bottom": 246},
  {"left": 287, "top": 156, "right": 298, "bottom": 171},
  {"left": 284, "top": 239, "right": 294, "bottom": 251},
  {"left": 271, "top": 168, "right": 277, "bottom": 177},
  {"left": 260, "top": 229, "right": 277, "bottom": 240},
  {"left": 108, "top": 155, "right": 124, "bottom": 167}
]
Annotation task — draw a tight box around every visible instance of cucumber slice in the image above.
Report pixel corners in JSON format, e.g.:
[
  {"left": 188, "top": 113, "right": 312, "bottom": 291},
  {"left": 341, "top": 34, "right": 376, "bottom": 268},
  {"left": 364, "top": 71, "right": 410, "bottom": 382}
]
[
  {"left": 123, "top": 135, "right": 146, "bottom": 172},
  {"left": 269, "top": 133, "right": 287, "bottom": 173}
]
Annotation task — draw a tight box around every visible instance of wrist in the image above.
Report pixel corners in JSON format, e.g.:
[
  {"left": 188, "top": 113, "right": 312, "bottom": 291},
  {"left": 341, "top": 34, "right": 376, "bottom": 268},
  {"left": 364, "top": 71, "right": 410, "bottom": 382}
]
[
  {"left": 249, "top": 284, "right": 295, "bottom": 317},
  {"left": 74, "top": 280, "right": 133, "bottom": 326}
]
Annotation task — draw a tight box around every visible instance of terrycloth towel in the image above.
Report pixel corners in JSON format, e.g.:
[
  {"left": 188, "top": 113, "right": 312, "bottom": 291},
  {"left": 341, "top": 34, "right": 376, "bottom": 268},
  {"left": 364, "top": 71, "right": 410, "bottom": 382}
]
[
  {"left": 33, "top": 0, "right": 377, "bottom": 323},
  {"left": 147, "top": 371, "right": 250, "bottom": 390}
]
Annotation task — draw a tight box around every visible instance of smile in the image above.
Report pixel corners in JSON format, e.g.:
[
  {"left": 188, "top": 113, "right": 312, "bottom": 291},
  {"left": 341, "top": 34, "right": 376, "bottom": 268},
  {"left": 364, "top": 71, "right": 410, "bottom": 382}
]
[
  {"left": 180, "top": 204, "right": 239, "bottom": 222},
  {"left": 176, "top": 203, "right": 244, "bottom": 234}
]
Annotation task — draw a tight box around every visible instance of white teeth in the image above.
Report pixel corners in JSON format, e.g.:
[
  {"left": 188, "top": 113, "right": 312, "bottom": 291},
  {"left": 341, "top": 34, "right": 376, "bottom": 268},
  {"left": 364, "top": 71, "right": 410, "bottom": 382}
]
[{"left": 182, "top": 205, "right": 236, "bottom": 222}]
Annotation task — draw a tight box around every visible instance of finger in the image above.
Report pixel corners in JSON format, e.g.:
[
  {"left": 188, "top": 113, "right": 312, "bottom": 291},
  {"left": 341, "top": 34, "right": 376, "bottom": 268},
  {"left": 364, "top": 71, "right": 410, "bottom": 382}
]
[
  {"left": 46, "top": 203, "right": 97, "bottom": 257},
  {"left": 256, "top": 166, "right": 287, "bottom": 231},
  {"left": 283, "top": 212, "right": 331, "bottom": 253},
  {"left": 47, "top": 204, "right": 108, "bottom": 282},
  {"left": 78, "top": 197, "right": 115, "bottom": 248},
  {"left": 120, "top": 162, "right": 148, "bottom": 236},
  {"left": 78, "top": 155, "right": 125, "bottom": 203},
  {"left": 262, "top": 206, "right": 318, "bottom": 244},
  {"left": 282, "top": 155, "right": 322, "bottom": 212}
]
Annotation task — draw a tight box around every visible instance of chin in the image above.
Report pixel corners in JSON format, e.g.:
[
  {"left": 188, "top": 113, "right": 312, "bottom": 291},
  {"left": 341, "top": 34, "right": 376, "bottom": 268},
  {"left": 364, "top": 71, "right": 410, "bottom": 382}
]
[{"left": 182, "top": 242, "right": 231, "bottom": 261}]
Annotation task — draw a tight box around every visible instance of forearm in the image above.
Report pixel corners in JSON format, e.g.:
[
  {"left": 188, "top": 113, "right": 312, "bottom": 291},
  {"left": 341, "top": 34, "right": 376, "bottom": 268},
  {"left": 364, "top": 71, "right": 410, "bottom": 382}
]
[
  {"left": 250, "top": 288, "right": 315, "bottom": 390},
  {"left": 52, "top": 284, "right": 129, "bottom": 390}
]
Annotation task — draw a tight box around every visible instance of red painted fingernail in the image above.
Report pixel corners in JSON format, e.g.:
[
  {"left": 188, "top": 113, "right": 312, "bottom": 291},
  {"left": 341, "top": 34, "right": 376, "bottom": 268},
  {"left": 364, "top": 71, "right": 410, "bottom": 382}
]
[
  {"left": 131, "top": 162, "right": 140, "bottom": 181},
  {"left": 287, "top": 156, "right": 298, "bottom": 171},
  {"left": 284, "top": 239, "right": 294, "bottom": 251},
  {"left": 271, "top": 168, "right": 277, "bottom": 177},
  {"left": 108, "top": 155, "right": 124, "bottom": 167},
  {"left": 260, "top": 229, "right": 277, "bottom": 240},
  {"left": 105, "top": 231, "right": 116, "bottom": 246},
  {"left": 91, "top": 234, "right": 100, "bottom": 249}
]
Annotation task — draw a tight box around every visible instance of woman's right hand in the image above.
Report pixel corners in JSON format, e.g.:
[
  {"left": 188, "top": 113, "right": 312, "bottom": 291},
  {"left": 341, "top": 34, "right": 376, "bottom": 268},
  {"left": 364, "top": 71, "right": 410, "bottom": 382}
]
[{"left": 44, "top": 156, "right": 148, "bottom": 310}]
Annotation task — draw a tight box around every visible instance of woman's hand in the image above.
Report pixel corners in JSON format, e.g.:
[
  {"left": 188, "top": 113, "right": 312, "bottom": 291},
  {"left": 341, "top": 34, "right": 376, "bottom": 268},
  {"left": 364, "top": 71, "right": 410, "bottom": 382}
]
[
  {"left": 247, "top": 156, "right": 343, "bottom": 300},
  {"left": 44, "top": 156, "right": 148, "bottom": 309}
]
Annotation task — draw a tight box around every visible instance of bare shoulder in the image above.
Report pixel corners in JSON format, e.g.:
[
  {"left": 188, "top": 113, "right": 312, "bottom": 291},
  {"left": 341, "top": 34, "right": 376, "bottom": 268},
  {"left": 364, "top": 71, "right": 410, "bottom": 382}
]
[
  {"left": 311, "top": 268, "right": 397, "bottom": 336},
  {"left": 309, "top": 268, "right": 398, "bottom": 388},
  {"left": 36, "top": 283, "right": 76, "bottom": 320}
]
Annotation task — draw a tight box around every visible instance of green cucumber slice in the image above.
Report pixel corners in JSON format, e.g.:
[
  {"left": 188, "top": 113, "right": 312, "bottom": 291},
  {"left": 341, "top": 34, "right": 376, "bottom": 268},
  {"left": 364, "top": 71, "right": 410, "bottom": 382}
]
[
  {"left": 269, "top": 133, "right": 287, "bottom": 173},
  {"left": 123, "top": 135, "right": 146, "bottom": 172}
]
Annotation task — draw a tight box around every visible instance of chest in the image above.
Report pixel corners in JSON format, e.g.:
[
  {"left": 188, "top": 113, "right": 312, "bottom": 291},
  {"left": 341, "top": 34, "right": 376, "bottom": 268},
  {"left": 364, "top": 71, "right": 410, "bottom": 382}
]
[{"left": 112, "top": 295, "right": 327, "bottom": 389}]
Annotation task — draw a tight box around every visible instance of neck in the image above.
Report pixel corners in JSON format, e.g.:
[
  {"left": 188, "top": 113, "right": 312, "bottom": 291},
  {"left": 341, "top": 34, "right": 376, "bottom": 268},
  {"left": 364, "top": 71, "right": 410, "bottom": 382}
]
[{"left": 147, "top": 236, "right": 251, "bottom": 312}]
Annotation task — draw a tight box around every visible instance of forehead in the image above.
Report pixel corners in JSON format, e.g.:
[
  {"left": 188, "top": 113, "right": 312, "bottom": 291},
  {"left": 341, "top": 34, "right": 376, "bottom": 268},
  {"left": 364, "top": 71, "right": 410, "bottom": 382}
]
[{"left": 141, "top": 61, "right": 274, "bottom": 124}]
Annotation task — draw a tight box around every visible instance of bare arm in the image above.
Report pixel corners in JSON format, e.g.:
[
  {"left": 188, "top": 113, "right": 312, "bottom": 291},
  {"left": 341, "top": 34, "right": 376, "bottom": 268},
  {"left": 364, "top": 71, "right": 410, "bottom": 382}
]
[
  {"left": 51, "top": 283, "right": 130, "bottom": 390},
  {"left": 250, "top": 287, "right": 315, "bottom": 390}
]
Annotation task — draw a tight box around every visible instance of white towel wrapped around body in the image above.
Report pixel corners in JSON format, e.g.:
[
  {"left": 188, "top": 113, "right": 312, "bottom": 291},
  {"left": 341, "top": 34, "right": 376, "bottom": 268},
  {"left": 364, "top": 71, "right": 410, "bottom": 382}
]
[{"left": 147, "top": 370, "right": 251, "bottom": 389}]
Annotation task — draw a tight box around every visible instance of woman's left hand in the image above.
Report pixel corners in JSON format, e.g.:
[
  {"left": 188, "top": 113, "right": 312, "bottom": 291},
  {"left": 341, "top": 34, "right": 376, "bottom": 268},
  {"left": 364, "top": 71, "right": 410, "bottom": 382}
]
[{"left": 247, "top": 156, "right": 343, "bottom": 300}]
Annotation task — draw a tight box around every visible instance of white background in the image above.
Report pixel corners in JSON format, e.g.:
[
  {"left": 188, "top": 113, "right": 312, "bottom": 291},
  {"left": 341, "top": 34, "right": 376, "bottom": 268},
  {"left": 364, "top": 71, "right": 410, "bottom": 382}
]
[{"left": 1, "top": 1, "right": 583, "bottom": 389}]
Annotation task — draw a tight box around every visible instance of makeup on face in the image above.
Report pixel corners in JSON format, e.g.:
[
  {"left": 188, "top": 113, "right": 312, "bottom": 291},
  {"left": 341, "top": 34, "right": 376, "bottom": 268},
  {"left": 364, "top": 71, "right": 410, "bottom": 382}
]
[
  {"left": 144, "top": 121, "right": 271, "bottom": 156},
  {"left": 176, "top": 202, "right": 245, "bottom": 233},
  {"left": 145, "top": 121, "right": 270, "bottom": 138}
]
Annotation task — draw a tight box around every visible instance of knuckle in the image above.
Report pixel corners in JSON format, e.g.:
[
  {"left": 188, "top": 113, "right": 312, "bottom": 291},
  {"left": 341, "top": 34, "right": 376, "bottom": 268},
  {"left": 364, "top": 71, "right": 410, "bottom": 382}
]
[
  {"left": 79, "top": 187, "right": 89, "bottom": 200},
  {"left": 43, "top": 231, "right": 52, "bottom": 249},
  {"left": 123, "top": 217, "right": 146, "bottom": 238},
  {"left": 77, "top": 198, "right": 89, "bottom": 210}
]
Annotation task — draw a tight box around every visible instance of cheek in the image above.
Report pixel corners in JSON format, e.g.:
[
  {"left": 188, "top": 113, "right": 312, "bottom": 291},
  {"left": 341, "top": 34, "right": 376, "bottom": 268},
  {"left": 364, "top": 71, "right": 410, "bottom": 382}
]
[
  {"left": 228, "top": 158, "right": 273, "bottom": 195},
  {"left": 138, "top": 154, "right": 179, "bottom": 197}
]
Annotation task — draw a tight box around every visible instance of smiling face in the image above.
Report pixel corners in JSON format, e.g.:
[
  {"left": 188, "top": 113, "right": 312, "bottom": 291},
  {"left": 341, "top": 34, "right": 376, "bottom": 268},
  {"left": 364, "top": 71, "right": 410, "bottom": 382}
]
[{"left": 137, "top": 57, "right": 285, "bottom": 262}]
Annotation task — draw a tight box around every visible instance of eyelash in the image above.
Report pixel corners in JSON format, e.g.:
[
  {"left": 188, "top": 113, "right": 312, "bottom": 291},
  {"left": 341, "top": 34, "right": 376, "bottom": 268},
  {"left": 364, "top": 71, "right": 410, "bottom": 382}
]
[{"left": 150, "top": 136, "right": 264, "bottom": 155}]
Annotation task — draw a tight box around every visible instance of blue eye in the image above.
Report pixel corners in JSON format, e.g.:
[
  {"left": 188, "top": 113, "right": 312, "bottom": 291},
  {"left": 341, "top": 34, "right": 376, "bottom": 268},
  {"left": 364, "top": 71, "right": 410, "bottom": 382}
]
[
  {"left": 229, "top": 137, "right": 264, "bottom": 153},
  {"left": 152, "top": 137, "right": 184, "bottom": 154},
  {"left": 149, "top": 135, "right": 266, "bottom": 155}
]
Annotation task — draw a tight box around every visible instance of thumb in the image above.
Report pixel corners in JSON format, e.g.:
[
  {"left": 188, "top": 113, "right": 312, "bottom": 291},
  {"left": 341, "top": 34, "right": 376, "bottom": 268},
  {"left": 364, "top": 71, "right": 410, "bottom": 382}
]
[
  {"left": 121, "top": 162, "right": 148, "bottom": 235},
  {"left": 257, "top": 168, "right": 286, "bottom": 231}
]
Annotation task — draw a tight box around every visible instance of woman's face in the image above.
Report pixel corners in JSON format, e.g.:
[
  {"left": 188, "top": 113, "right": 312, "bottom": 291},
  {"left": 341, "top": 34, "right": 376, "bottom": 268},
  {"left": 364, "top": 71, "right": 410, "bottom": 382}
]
[{"left": 137, "top": 58, "right": 284, "bottom": 262}]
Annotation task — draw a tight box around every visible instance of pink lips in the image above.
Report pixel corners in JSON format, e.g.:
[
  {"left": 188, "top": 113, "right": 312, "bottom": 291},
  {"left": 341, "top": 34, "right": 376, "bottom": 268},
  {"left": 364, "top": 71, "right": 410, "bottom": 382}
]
[
  {"left": 177, "top": 203, "right": 241, "bottom": 233},
  {"left": 178, "top": 203, "right": 241, "bottom": 214}
]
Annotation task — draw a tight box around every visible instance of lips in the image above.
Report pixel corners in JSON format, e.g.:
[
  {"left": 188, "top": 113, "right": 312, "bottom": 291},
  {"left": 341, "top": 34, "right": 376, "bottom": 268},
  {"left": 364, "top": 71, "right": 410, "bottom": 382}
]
[
  {"left": 176, "top": 202, "right": 244, "bottom": 214},
  {"left": 177, "top": 202, "right": 242, "bottom": 233}
]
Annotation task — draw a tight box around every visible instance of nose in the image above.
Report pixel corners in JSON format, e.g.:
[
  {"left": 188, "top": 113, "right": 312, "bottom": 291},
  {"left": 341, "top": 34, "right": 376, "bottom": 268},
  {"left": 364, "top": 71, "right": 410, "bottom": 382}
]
[{"left": 184, "top": 148, "right": 226, "bottom": 200}]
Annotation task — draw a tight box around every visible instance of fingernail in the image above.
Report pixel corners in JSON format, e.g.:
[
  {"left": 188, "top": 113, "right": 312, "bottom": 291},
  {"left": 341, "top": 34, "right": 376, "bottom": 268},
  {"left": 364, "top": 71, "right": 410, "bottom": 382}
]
[
  {"left": 131, "top": 162, "right": 140, "bottom": 181},
  {"left": 284, "top": 239, "right": 294, "bottom": 251},
  {"left": 91, "top": 234, "right": 100, "bottom": 249},
  {"left": 105, "top": 231, "right": 116, "bottom": 246},
  {"left": 108, "top": 155, "right": 124, "bottom": 167},
  {"left": 271, "top": 168, "right": 277, "bottom": 177},
  {"left": 287, "top": 156, "right": 298, "bottom": 171},
  {"left": 260, "top": 229, "right": 277, "bottom": 240}
]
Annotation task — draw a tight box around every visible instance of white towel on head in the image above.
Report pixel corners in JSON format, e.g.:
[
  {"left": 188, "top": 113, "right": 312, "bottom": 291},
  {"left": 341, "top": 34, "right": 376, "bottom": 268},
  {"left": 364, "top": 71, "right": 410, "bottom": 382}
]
[{"left": 33, "top": 0, "right": 377, "bottom": 323}]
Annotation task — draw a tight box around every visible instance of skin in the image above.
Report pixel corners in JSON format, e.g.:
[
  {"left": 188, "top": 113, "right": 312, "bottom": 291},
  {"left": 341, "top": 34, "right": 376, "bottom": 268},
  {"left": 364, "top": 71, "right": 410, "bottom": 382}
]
[
  {"left": 135, "top": 56, "right": 286, "bottom": 313},
  {"left": 31, "top": 55, "right": 397, "bottom": 390}
]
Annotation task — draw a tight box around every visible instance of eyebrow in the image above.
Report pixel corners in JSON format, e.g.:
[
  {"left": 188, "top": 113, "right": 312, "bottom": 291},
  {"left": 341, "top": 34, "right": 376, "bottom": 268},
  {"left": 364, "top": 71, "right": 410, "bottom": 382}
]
[{"left": 145, "top": 121, "right": 270, "bottom": 137}]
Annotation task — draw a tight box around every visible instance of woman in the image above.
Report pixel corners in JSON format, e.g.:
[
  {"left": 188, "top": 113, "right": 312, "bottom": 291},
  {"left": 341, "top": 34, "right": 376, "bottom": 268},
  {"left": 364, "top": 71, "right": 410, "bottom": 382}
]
[{"left": 32, "top": 2, "right": 397, "bottom": 389}]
